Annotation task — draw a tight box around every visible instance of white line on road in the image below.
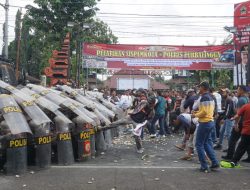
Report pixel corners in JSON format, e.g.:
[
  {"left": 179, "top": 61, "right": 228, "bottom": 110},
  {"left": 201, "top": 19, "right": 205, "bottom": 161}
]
[
  {"left": 52, "top": 165, "right": 196, "bottom": 169},
  {"left": 51, "top": 165, "right": 250, "bottom": 169}
]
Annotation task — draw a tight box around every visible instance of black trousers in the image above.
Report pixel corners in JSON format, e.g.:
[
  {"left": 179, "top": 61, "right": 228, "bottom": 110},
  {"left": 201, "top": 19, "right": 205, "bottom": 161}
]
[
  {"left": 232, "top": 135, "right": 250, "bottom": 163},
  {"left": 227, "top": 129, "right": 242, "bottom": 158},
  {"left": 227, "top": 125, "right": 250, "bottom": 158}
]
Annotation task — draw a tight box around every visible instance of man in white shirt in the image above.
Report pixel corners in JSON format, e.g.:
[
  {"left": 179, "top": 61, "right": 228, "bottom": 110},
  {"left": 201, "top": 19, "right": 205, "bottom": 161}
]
[
  {"left": 211, "top": 88, "right": 223, "bottom": 144},
  {"left": 119, "top": 90, "right": 132, "bottom": 111},
  {"left": 212, "top": 89, "right": 222, "bottom": 113}
]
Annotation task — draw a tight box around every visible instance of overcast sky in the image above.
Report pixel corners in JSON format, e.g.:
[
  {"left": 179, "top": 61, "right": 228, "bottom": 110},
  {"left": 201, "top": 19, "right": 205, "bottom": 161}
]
[{"left": 0, "top": 0, "right": 247, "bottom": 53}]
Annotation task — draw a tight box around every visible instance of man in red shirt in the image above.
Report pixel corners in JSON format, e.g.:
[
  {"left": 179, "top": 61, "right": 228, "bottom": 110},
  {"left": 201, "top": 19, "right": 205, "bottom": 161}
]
[{"left": 230, "top": 102, "right": 250, "bottom": 167}]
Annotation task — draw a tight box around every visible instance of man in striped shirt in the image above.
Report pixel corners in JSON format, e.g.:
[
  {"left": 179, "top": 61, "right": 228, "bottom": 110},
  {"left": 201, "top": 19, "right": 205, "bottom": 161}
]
[{"left": 192, "top": 81, "right": 219, "bottom": 173}]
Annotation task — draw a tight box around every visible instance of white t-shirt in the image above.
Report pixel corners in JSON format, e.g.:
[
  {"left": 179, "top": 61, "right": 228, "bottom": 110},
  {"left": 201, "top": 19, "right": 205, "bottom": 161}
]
[
  {"left": 180, "top": 99, "right": 190, "bottom": 113},
  {"left": 119, "top": 95, "right": 132, "bottom": 109},
  {"left": 213, "top": 92, "right": 222, "bottom": 113},
  {"left": 180, "top": 113, "right": 192, "bottom": 126},
  {"left": 180, "top": 113, "right": 199, "bottom": 127}
]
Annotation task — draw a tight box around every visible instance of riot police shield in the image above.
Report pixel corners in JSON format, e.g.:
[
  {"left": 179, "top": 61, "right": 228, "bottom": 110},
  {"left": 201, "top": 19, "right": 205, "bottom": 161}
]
[
  {"left": 30, "top": 121, "right": 51, "bottom": 169},
  {"left": 27, "top": 84, "right": 66, "bottom": 105},
  {"left": 72, "top": 117, "right": 92, "bottom": 162},
  {"left": 58, "top": 85, "right": 115, "bottom": 119},
  {"left": 20, "top": 88, "right": 60, "bottom": 113},
  {"left": 54, "top": 116, "right": 74, "bottom": 165},
  {"left": 0, "top": 82, "right": 51, "bottom": 126},
  {"left": 0, "top": 95, "right": 31, "bottom": 134},
  {"left": 14, "top": 95, "right": 51, "bottom": 126},
  {"left": 0, "top": 95, "right": 31, "bottom": 175}
]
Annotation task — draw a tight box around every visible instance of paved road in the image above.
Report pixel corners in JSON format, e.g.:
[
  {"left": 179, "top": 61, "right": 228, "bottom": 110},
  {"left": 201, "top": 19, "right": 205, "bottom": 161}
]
[
  {"left": 1, "top": 134, "right": 250, "bottom": 190},
  {"left": 1, "top": 167, "right": 250, "bottom": 190}
]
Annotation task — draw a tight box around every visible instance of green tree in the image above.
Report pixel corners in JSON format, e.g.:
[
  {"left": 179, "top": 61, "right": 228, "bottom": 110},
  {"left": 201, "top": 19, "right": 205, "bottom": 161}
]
[
  {"left": 213, "top": 70, "right": 233, "bottom": 88},
  {"left": 193, "top": 70, "right": 210, "bottom": 83},
  {"left": 8, "top": 0, "right": 117, "bottom": 79},
  {"left": 154, "top": 74, "right": 165, "bottom": 83},
  {"left": 191, "top": 35, "right": 234, "bottom": 88},
  {"left": 8, "top": 9, "right": 22, "bottom": 62}
]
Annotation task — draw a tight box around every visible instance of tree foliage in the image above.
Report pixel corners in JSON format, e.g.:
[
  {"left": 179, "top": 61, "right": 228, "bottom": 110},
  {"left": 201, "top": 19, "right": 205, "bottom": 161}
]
[
  {"left": 192, "top": 69, "right": 233, "bottom": 89},
  {"left": 8, "top": 10, "right": 22, "bottom": 67},
  {"left": 193, "top": 34, "right": 235, "bottom": 88},
  {"left": 8, "top": 0, "right": 117, "bottom": 78}
]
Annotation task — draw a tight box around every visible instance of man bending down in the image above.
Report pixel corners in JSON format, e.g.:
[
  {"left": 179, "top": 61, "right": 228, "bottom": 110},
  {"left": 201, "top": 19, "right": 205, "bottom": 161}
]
[{"left": 108, "top": 96, "right": 156, "bottom": 153}]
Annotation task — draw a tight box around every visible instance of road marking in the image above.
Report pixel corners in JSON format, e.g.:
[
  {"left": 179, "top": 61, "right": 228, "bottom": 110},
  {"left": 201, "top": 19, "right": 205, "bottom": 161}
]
[
  {"left": 52, "top": 165, "right": 196, "bottom": 169},
  {"left": 51, "top": 165, "right": 250, "bottom": 169}
]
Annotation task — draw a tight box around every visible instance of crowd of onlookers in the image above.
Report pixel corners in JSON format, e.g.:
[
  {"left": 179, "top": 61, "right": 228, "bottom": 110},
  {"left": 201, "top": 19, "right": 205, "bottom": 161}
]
[{"left": 101, "top": 82, "right": 250, "bottom": 172}]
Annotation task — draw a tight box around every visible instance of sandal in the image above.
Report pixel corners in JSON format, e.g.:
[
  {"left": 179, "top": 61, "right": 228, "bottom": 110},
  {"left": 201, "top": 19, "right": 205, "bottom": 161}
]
[
  {"left": 180, "top": 155, "right": 192, "bottom": 161},
  {"left": 174, "top": 144, "right": 185, "bottom": 151}
]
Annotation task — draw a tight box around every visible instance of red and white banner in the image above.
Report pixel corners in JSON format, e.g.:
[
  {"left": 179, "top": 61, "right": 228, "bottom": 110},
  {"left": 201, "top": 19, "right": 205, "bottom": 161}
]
[
  {"left": 234, "top": 1, "right": 250, "bottom": 49},
  {"left": 83, "top": 44, "right": 234, "bottom": 70},
  {"left": 234, "top": 1, "right": 250, "bottom": 85}
]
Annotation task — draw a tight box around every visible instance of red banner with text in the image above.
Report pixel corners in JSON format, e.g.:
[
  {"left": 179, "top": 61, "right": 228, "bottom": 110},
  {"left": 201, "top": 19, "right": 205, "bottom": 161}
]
[
  {"left": 234, "top": 1, "right": 250, "bottom": 50},
  {"left": 233, "top": 1, "right": 250, "bottom": 85},
  {"left": 83, "top": 44, "right": 234, "bottom": 70}
]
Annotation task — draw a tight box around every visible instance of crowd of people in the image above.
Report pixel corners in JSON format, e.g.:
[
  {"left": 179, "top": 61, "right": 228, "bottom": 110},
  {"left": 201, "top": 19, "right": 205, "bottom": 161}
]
[{"left": 102, "top": 82, "right": 250, "bottom": 173}]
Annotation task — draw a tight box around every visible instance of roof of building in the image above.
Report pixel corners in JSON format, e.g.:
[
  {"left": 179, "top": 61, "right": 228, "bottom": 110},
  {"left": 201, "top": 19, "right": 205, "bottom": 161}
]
[{"left": 104, "top": 70, "right": 169, "bottom": 90}]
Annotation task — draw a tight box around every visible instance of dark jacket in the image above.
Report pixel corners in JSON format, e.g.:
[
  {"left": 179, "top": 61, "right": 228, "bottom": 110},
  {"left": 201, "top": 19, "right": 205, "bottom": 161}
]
[
  {"left": 130, "top": 100, "right": 155, "bottom": 123},
  {"left": 184, "top": 95, "right": 199, "bottom": 112},
  {"left": 223, "top": 97, "right": 235, "bottom": 119}
]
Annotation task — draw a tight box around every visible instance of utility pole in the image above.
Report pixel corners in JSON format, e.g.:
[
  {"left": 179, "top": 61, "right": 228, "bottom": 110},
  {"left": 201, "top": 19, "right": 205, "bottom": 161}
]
[
  {"left": 77, "top": 40, "right": 81, "bottom": 87},
  {"left": 15, "top": 9, "right": 22, "bottom": 80},
  {"left": 5, "top": 0, "right": 9, "bottom": 59},
  {"left": 234, "top": 43, "right": 239, "bottom": 86},
  {"left": 75, "top": 39, "right": 78, "bottom": 86},
  {"left": 0, "top": 0, "right": 9, "bottom": 59}
]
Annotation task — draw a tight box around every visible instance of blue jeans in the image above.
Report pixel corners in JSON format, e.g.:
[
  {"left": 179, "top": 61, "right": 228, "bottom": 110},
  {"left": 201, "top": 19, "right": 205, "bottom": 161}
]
[
  {"left": 211, "top": 125, "right": 217, "bottom": 144},
  {"left": 195, "top": 121, "right": 219, "bottom": 169},
  {"left": 150, "top": 114, "right": 165, "bottom": 135},
  {"left": 164, "top": 112, "right": 171, "bottom": 134},
  {"left": 218, "top": 119, "right": 233, "bottom": 146}
]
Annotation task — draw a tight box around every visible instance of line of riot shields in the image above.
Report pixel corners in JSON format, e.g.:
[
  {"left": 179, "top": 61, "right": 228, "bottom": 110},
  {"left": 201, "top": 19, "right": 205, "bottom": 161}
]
[{"left": 0, "top": 80, "right": 124, "bottom": 175}]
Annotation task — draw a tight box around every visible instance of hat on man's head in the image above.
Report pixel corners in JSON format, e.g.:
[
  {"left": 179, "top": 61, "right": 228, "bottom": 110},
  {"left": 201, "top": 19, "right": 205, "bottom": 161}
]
[
  {"left": 137, "top": 88, "right": 147, "bottom": 95},
  {"left": 238, "top": 85, "right": 247, "bottom": 92},
  {"left": 198, "top": 81, "right": 210, "bottom": 90},
  {"left": 147, "top": 95, "right": 156, "bottom": 105}
]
